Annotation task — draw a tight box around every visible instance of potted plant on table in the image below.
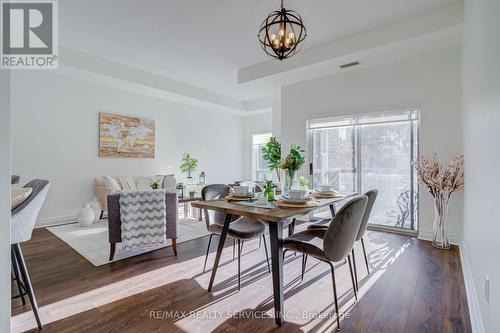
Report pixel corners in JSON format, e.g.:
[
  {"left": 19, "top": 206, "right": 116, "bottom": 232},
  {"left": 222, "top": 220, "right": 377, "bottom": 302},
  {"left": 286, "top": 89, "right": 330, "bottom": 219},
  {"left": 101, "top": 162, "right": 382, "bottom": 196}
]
[
  {"left": 263, "top": 179, "right": 278, "bottom": 202},
  {"left": 262, "top": 137, "right": 282, "bottom": 182},
  {"left": 279, "top": 145, "right": 305, "bottom": 193},
  {"left": 180, "top": 153, "right": 198, "bottom": 183},
  {"left": 413, "top": 154, "right": 464, "bottom": 249}
]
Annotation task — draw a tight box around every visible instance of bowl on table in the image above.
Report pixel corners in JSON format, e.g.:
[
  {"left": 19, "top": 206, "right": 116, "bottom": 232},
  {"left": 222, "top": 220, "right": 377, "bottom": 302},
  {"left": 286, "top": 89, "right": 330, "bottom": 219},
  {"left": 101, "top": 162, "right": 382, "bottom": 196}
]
[
  {"left": 281, "top": 189, "right": 311, "bottom": 204},
  {"left": 318, "top": 184, "right": 336, "bottom": 193},
  {"left": 232, "top": 186, "right": 250, "bottom": 197}
]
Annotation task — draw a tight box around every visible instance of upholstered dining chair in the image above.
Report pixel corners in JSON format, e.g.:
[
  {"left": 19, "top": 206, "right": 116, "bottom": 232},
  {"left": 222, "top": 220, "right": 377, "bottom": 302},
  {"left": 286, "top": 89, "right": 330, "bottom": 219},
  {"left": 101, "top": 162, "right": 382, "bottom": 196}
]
[
  {"left": 201, "top": 184, "right": 270, "bottom": 290},
  {"left": 283, "top": 195, "right": 368, "bottom": 330},
  {"left": 307, "top": 190, "right": 378, "bottom": 291},
  {"left": 11, "top": 179, "right": 51, "bottom": 330}
]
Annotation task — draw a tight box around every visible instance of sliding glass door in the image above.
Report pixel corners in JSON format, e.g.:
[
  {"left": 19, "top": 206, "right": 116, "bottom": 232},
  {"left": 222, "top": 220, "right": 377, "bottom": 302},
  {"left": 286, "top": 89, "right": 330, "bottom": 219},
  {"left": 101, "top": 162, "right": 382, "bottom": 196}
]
[{"left": 309, "top": 110, "right": 419, "bottom": 231}]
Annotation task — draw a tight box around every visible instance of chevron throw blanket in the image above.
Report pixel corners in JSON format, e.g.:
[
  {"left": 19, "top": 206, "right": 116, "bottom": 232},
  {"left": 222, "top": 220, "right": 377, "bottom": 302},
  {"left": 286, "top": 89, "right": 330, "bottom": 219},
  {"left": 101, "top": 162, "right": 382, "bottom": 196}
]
[{"left": 119, "top": 190, "right": 167, "bottom": 250}]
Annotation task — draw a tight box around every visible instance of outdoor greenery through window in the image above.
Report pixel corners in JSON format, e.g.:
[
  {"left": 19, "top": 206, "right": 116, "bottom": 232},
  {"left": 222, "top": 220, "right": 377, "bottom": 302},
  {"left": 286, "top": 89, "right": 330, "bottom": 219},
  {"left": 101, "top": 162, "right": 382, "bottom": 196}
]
[
  {"left": 252, "top": 133, "right": 273, "bottom": 181},
  {"left": 308, "top": 110, "right": 419, "bottom": 230}
]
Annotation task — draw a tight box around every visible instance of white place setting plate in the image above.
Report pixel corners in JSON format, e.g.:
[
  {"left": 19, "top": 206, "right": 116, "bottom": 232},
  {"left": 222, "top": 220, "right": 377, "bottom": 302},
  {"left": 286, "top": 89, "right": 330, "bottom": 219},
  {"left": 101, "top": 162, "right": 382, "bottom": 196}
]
[{"left": 279, "top": 194, "right": 312, "bottom": 204}]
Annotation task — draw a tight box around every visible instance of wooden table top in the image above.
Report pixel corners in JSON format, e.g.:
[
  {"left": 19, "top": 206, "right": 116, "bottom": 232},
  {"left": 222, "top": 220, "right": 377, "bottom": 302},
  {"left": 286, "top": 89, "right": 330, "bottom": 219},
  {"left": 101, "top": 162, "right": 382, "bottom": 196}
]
[
  {"left": 191, "top": 195, "right": 354, "bottom": 223},
  {"left": 178, "top": 196, "right": 202, "bottom": 203}
]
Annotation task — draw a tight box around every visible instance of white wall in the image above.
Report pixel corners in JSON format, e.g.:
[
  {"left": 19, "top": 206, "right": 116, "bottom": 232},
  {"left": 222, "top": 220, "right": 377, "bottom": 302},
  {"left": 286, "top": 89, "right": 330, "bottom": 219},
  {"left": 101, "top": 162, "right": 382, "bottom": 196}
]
[
  {"left": 242, "top": 113, "right": 272, "bottom": 180},
  {"left": 11, "top": 71, "right": 244, "bottom": 223},
  {"left": 276, "top": 46, "right": 463, "bottom": 240},
  {"left": 462, "top": 0, "right": 500, "bottom": 331},
  {"left": 0, "top": 69, "right": 12, "bottom": 331}
]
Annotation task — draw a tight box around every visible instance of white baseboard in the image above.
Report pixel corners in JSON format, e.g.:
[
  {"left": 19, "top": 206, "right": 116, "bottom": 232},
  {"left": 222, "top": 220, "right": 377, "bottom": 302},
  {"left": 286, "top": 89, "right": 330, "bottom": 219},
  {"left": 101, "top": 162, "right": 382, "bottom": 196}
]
[
  {"left": 459, "top": 240, "right": 486, "bottom": 333},
  {"left": 36, "top": 215, "right": 77, "bottom": 228},
  {"left": 417, "top": 229, "right": 461, "bottom": 245}
]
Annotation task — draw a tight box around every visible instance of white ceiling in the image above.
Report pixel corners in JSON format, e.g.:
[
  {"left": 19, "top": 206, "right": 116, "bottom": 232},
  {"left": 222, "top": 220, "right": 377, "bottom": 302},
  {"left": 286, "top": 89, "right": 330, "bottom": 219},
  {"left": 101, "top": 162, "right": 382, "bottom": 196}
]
[{"left": 60, "top": 0, "right": 459, "bottom": 105}]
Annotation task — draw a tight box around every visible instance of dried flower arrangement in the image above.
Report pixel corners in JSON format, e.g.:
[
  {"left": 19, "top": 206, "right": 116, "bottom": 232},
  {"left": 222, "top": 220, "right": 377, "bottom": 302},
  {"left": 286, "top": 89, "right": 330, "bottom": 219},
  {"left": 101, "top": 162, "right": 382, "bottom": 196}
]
[{"left": 413, "top": 154, "right": 464, "bottom": 249}]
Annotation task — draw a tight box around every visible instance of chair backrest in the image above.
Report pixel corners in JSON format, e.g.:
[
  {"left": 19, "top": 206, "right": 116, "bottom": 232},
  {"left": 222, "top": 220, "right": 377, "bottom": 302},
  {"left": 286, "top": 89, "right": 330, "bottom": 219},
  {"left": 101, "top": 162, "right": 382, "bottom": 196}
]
[
  {"left": 323, "top": 195, "right": 368, "bottom": 262},
  {"left": 11, "top": 179, "right": 50, "bottom": 244},
  {"left": 201, "top": 184, "right": 231, "bottom": 229},
  {"left": 238, "top": 181, "right": 263, "bottom": 193},
  {"left": 356, "top": 189, "right": 378, "bottom": 241},
  {"left": 11, "top": 175, "right": 20, "bottom": 185}
]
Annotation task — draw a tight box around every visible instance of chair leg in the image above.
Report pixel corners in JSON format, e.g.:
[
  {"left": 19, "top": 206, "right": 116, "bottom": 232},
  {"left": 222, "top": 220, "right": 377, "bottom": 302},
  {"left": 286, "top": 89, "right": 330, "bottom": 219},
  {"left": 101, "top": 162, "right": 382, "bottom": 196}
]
[
  {"left": 361, "top": 237, "right": 370, "bottom": 274},
  {"left": 99, "top": 210, "right": 104, "bottom": 220},
  {"left": 171, "top": 237, "right": 177, "bottom": 256},
  {"left": 262, "top": 235, "right": 271, "bottom": 274},
  {"left": 240, "top": 240, "right": 244, "bottom": 254},
  {"left": 12, "top": 244, "right": 42, "bottom": 330},
  {"left": 11, "top": 251, "right": 26, "bottom": 305},
  {"left": 347, "top": 254, "right": 358, "bottom": 302},
  {"left": 352, "top": 248, "right": 359, "bottom": 292},
  {"left": 259, "top": 236, "right": 262, "bottom": 249},
  {"left": 237, "top": 239, "right": 241, "bottom": 291},
  {"left": 203, "top": 234, "right": 214, "bottom": 273},
  {"left": 301, "top": 254, "right": 308, "bottom": 281},
  {"left": 328, "top": 262, "right": 340, "bottom": 331},
  {"left": 109, "top": 243, "right": 116, "bottom": 261},
  {"left": 288, "top": 218, "right": 296, "bottom": 236},
  {"left": 232, "top": 239, "right": 235, "bottom": 261},
  {"left": 282, "top": 249, "right": 288, "bottom": 261}
]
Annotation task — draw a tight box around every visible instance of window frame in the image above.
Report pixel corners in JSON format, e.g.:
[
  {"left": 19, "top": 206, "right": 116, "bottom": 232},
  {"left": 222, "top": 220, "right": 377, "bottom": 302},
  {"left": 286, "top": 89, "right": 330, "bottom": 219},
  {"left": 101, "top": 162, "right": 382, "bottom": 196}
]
[
  {"left": 251, "top": 132, "right": 273, "bottom": 181},
  {"left": 307, "top": 107, "right": 420, "bottom": 231}
]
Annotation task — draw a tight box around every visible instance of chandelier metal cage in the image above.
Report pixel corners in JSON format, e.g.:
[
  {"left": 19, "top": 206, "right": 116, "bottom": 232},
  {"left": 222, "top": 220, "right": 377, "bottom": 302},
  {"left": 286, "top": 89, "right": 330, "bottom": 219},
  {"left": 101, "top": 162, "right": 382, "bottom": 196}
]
[{"left": 258, "top": 0, "right": 307, "bottom": 60}]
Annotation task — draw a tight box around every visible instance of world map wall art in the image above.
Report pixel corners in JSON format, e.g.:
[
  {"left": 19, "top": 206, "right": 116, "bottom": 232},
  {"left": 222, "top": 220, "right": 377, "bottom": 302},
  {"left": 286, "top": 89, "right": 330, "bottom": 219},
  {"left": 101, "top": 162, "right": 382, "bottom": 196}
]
[{"left": 99, "top": 112, "right": 155, "bottom": 159}]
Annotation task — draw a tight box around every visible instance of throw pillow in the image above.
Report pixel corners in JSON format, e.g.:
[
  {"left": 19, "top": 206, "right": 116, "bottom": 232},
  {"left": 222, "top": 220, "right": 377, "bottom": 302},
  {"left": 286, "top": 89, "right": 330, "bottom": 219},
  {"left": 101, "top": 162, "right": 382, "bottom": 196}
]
[
  {"left": 103, "top": 176, "right": 122, "bottom": 193},
  {"left": 161, "top": 174, "right": 177, "bottom": 193},
  {"left": 118, "top": 176, "right": 137, "bottom": 190},
  {"left": 136, "top": 176, "right": 151, "bottom": 190},
  {"left": 11, "top": 185, "right": 33, "bottom": 210}
]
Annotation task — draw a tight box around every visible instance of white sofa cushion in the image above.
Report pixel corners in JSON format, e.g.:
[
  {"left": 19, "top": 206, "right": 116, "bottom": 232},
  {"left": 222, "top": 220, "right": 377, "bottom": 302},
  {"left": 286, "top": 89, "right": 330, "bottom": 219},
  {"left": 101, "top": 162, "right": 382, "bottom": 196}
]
[
  {"left": 118, "top": 176, "right": 137, "bottom": 190},
  {"left": 11, "top": 185, "right": 33, "bottom": 210},
  {"left": 162, "top": 174, "right": 177, "bottom": 193},
  {"left": 103, "top": 176, "right": 122, "bottom": 193}
]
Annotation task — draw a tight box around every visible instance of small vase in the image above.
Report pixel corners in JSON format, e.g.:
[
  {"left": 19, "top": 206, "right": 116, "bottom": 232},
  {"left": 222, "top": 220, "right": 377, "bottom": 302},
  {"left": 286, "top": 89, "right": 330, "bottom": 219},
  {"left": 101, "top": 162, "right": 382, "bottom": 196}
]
[
  {"left": 283, "top": 169, "right": 297, "bottom": 194},
  {"left": 432, "top": 195, "right": 450, "bottom": 249},
  {"left": 266, "top": 189, "right": 276, "bottom": 202},
  {"left": 78, "top": 203, "right": 95, "bottom": 227}
]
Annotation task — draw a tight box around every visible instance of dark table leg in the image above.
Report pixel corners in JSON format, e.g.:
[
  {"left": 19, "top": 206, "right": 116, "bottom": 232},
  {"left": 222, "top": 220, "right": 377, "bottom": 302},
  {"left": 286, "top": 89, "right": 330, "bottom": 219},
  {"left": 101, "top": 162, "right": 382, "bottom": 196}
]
[
  {"left": 268, "top": 222, "right": 284, "bottom": 326},
  {"left": 329, "top": 203, "right": 336, "bottom": 217},
  {"left": 208, "top": 213, "right": 232, "bottom": 292}
]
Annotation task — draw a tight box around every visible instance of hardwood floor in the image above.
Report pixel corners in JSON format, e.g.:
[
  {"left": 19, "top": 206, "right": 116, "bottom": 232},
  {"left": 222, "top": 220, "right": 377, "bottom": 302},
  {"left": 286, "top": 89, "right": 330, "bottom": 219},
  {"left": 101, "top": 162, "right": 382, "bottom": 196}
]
[{"left": 11, "top": 225, "right": 472, "bottom": 332}]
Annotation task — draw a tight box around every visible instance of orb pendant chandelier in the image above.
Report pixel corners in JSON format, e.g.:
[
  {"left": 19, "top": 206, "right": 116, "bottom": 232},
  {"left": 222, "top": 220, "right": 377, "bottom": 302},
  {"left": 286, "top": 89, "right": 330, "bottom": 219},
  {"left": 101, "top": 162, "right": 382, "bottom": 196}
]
[{"left": 258, "top": 0, "right": 307, "bottom": 60}]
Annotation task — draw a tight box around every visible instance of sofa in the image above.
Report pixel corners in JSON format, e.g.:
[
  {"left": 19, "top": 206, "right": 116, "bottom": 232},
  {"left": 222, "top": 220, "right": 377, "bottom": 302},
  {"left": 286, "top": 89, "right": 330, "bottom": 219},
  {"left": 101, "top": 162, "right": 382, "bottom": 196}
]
[
  {"left": 107, "top": 191, "right": 178, "bottom": 260},
  {"left": 95, "top": 175, "right": 177, "bottom": 218}
]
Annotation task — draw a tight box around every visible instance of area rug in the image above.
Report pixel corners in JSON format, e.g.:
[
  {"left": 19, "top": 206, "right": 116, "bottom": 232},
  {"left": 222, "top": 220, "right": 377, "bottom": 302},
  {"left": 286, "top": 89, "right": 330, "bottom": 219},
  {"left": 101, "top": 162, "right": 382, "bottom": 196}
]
[{"left": 47, "top": 218, "right": 209, "bottom": 266}]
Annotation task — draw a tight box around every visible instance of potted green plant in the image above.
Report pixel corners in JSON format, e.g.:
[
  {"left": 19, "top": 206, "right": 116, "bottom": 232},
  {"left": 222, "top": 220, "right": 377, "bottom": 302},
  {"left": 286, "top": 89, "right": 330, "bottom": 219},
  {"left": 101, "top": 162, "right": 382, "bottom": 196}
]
[
  {"left": 263, "top": 179, "right": 278, "bottom": 202},
  {"left": 261, "top": 137, "right": 282, "bottom": 182},
  {"left": 279, "top": 145, "right": 305, "bottom": 193},
  {"left": 180, "top": 153, "right": 198, "bottom": 180}
]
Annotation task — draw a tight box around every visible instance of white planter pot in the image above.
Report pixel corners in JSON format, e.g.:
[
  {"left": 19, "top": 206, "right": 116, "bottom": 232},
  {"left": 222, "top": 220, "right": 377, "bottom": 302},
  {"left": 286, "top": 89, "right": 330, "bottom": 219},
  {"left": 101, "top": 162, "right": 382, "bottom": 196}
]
[{"left": 78, "top": 203, "right": 95, "bottom": 227}]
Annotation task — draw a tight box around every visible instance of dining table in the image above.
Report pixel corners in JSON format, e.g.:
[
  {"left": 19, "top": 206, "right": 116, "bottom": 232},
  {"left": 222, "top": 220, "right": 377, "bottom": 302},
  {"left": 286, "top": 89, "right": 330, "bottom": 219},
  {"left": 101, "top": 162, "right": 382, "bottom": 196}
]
[{"left": 191, "top": 193, "right": 355, "bottom": 326}]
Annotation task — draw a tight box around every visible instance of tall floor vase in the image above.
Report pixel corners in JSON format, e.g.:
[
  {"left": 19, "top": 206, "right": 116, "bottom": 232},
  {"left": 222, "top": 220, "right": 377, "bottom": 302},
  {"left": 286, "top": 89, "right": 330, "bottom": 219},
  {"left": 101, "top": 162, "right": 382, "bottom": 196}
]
[{"left": 432, "top": 195, "right": 450, "bottom": 249}]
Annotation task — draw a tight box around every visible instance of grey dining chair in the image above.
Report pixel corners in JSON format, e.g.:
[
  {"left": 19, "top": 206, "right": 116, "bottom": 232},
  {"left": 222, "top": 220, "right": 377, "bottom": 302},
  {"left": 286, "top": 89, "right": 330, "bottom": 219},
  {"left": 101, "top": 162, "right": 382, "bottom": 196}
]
[
  {"left": 307, "top": 189, "right": 378, "bottom": 291},
  {"left": 201, "top": 184, "right": 270, "bottom": 290},
  {"left": 283, "top": 195, "right": 368, "bottom": 330},
  {"left": 11, "top": 179, "right": 51, "bottom": 330}
]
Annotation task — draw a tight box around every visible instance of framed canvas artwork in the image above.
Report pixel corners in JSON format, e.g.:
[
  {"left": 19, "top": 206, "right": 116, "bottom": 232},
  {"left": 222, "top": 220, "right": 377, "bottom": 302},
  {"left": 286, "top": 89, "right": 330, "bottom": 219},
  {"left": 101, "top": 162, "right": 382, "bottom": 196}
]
[{"left": 99, "top": 112, "right": 155, "bottom": 158}]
